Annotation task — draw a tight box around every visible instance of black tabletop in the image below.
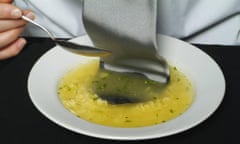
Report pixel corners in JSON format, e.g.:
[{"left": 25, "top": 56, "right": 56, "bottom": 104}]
[{"left": 1, "top": 38, "right": 237, "bottom": 144}]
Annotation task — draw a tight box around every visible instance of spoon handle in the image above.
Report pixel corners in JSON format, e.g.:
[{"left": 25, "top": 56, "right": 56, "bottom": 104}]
[
  {"left": 22, "top": 15, "right": 55, "bottom": 40},
  {"left": 22, "top": 15, "right": 111, "bottom": 57}
]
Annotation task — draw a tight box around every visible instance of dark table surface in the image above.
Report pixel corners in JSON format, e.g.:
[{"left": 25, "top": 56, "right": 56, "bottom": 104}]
[{"left": 0, "top": 38, "right": 237, "bottom": 144}]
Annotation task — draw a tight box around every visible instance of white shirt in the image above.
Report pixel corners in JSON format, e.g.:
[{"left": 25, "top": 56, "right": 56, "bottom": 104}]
[{"left": 15, "top": 0, "right": 240, "bottom": 45}]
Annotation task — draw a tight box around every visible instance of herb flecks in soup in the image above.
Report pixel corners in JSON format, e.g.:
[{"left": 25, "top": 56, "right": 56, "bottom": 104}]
[{"left": 58, "top": 60, "right": 194, "bottom": 128}]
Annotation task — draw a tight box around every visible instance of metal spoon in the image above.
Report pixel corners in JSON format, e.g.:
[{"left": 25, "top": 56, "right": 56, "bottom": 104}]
[{"left": 21, "top": 15, "right": 111, "bottom": 57}]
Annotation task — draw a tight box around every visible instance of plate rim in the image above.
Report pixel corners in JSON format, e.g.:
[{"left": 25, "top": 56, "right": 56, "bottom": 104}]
[{"left": 27, "top": 34, "right": 226, "bottom": 140}]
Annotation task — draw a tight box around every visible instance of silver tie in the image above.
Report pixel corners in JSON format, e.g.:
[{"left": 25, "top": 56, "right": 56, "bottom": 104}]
[{"left": 82, "top": 0, "right": 169, "bottom": 83}]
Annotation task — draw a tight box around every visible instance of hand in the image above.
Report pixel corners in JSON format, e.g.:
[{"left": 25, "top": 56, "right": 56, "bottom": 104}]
[{"left": 0, "top": 0, "right": 35, "bottom": 60}]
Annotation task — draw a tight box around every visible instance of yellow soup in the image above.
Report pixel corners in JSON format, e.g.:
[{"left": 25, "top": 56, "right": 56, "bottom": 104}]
[{"left": 58, "top": 60, "right": 194, "bottom": 128}]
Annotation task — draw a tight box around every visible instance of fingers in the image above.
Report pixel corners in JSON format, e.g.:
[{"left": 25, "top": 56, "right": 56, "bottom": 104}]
[
  {"left": 0, "top": 9, "right": 35, "bottom": 54},
  {"left": 0, "top": 2, "right": 35, "bottom": 60},
  {"left": 22, "top": 10, "right": 35, "bottom": 20},
  {"left": 0, "top": 38, "right": 26, "bottom": 60},
  {"left": 0, "top": 10, "right": 35, "bottom": 32},
  {"left": 0, "top": 19, "right": 26, "bottom": 32},
  {"left": 0, "top": 3, "right": 22, "bottom": 19},
  {"left": 0, "top": 10, "right": 35, "bottom": 48},
  {"left": 0, "top": 26, "right": 25, "bottom": 49}
]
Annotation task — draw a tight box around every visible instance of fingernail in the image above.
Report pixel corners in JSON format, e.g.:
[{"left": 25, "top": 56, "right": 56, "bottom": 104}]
[
  {"left": 17, "top": 39, "right": 27, "bottom": 49},
  {"left": 26, "top": 12, "right": 35, "bottom": 20},
  {"left": 11, "top": 9, "right": 22, "bottom": 18}
]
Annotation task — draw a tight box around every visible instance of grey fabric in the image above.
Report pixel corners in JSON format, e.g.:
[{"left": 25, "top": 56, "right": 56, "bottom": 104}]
[{"left": 83, "top": 0, "right": 169, "bottom": 82}]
